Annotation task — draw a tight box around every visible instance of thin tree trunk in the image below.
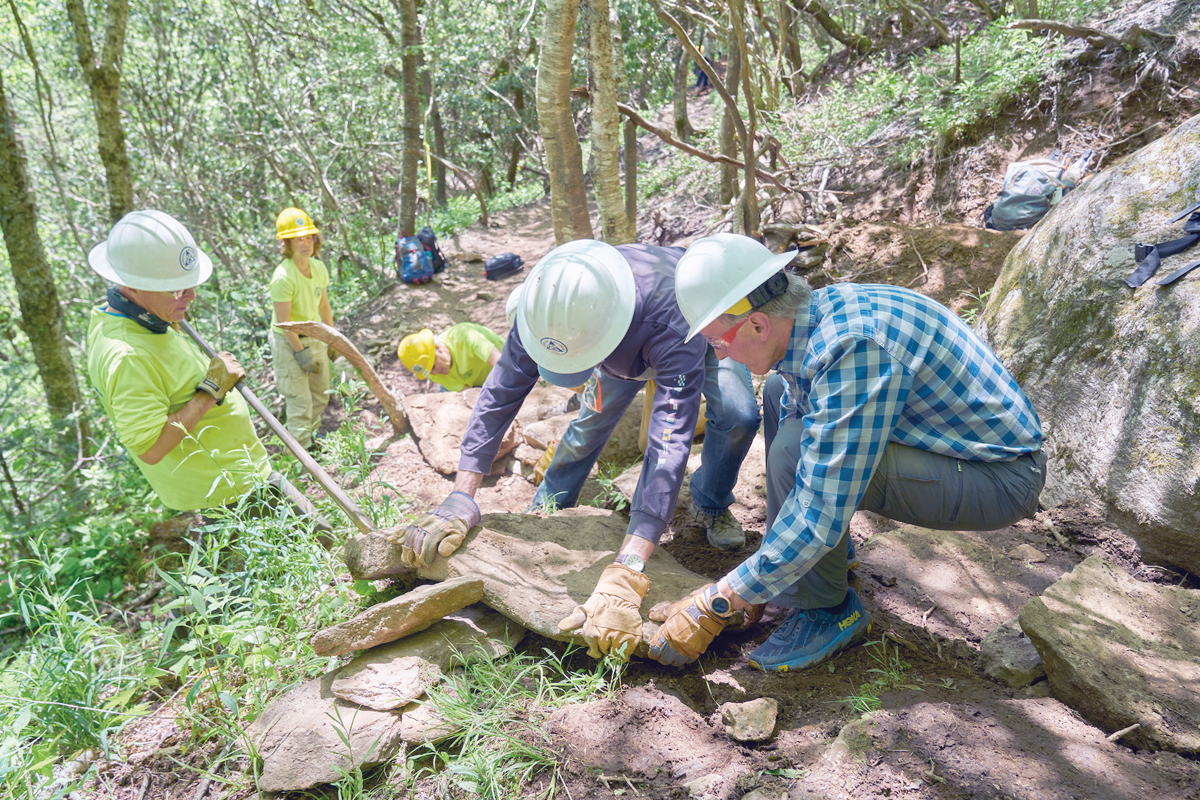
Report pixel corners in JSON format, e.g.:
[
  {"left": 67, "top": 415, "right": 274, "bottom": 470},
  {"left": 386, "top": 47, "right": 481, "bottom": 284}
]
[
  {"left": 398, "top": 0, "right": 421, "bottom": 234},
  {"left": 537, "top": 0, "right": 593, "bottom": 243},
  {"left": 65, "top": 0, "right": 133, "bottom": 224},
  {"left": 730, "top": 0, "right": 760, "bottom": 236},
  {"left": 719, "top": 35, "right": 742, "bottom": 206},
  {"left": 588, "top": 0, "right": 633, "bottom": 243},
  {"left": 672, "top": 43, "right": 695, "bottom": 142},
  {"left": 790, "top": 0, "right": 874, "bottom": 55},
  {"left": 0, "top": 69, "right": 87, "bottom": 421}
]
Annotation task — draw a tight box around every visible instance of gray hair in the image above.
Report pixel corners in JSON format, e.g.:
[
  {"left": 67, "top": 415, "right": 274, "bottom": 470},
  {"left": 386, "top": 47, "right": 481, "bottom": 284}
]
[{"left": 717, "top": 272, "right": 812, "bottom": 326}]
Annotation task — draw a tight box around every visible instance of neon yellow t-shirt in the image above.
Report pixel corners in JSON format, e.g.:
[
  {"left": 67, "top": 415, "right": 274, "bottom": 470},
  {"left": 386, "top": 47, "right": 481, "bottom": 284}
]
[
  {"left": 430, "top": 323, "right": 505, "bottom": 392},
  {"left": 269, "top": 257, "right": 329, "bottom": 326},
  {"left": 86, "top": 308, "right": 272, "bottom": 510}
]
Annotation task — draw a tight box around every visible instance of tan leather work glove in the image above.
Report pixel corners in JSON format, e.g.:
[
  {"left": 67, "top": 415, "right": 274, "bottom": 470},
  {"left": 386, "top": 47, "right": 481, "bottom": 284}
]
[
  {"left": 195, "top": 352, "right": 244, "bottom": 405},
  {"left": 387, "top": 491, "right": 482, "bottom": 568},
  {"left": 557, "top": 563, "right": 650, "bottom": 661},
  {"left": 647, "top": 583, "right": 734, "bottom": 667},
  {"left": 533, "top": 441, "right": 557, "bottom": 486}
]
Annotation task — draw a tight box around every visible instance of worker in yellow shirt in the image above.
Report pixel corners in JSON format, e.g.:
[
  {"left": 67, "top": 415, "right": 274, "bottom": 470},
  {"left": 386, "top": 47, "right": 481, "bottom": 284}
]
[{"left": 398, "top": 323, "right": 503, "bottom": 391}]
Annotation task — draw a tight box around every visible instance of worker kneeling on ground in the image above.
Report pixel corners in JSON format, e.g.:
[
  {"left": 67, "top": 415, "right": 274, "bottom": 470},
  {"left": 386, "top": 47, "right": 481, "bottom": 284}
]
[
  {"left": 388, "top": 239, "right": 762, "bottom": 661},
  {"left": 648, "top": 233, "right": 1046, "bottom": 672},
  {"left": 85, "top": 210, "right": 328, "bottom": 528},
  {"left": 398, "top": 322, "right": 503, "bottom": 392}
]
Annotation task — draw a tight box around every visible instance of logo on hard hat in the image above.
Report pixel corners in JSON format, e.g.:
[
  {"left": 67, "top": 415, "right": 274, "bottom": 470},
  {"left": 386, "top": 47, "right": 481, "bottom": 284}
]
[
  {"left": 294, "top": 215, "right": 306, "bottom": 227},
  {"left": 179, "top": 246, "right": 198, "bottom": 271},
  {"left": 540, "top": 338, "right": 568, "bottom": 355}
]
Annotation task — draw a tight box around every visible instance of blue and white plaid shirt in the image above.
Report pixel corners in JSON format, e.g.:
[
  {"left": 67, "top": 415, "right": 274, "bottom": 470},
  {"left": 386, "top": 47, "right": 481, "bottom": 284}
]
[{"left": 729, "top": 283, "right": 1043, "bottom": 603}]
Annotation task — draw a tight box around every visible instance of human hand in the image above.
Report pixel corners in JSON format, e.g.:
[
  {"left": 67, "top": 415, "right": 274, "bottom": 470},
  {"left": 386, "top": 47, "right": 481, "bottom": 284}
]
[
  {"left": 195, "top": 352, "right": 244, "bottom": 404},
  {"left": 557, "top": 562, "right": 650, "bottom": 661},
  {"left": 388, "top": 491, "right": 482, "bottom": 568},
  {"left": 294, "top": 347, "right": 319, "bottom": 374},
  {"left": 647, "top": 583, "right": 733, "bottom": 667}
]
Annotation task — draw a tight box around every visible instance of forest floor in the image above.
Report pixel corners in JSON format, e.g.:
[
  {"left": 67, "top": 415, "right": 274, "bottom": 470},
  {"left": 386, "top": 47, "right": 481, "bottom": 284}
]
[{"left": 101, "top": 19, "right": 1200, "bottom": 800}]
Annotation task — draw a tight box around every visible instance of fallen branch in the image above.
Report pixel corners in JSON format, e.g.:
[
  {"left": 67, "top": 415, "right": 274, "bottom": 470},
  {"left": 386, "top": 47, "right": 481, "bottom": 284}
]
[
  {"left": 1005, "top": 18, "right": 1117, "bottom": 49},
  {"left": 276, "top": 321, "right": 409, "bottom": 436},
  {"left": 1107, "top": 722, "right": 1141, "bottom": 742}
]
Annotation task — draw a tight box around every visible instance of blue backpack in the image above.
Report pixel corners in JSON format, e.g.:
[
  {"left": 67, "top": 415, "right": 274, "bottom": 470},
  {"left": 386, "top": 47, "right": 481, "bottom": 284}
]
[{"left": 396, "top": 236, "right": 433, "bottom": 285}]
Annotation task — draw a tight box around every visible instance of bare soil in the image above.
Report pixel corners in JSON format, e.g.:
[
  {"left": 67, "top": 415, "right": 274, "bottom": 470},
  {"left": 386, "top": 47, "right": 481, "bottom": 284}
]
[{"left": 99, "top": 22, "right": 1200, "bottom": 800}]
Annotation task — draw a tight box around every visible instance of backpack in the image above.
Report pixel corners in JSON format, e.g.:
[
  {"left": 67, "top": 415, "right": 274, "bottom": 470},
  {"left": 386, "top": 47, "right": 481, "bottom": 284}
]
[
  {"left": 984, "top": 149, "right": 1095, "bottom": 231},
  {"left": 417, "top": 226, "right": 448, "bottom": 274},
  {"left": 396, "top": 236, "right": 434, "bottom": 284},
  {"left": 485, "top": 252, "right": 524, "bottom": 281}
]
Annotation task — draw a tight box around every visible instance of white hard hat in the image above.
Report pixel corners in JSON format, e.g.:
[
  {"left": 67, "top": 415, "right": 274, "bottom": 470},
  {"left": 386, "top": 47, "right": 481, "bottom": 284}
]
[
  {"left": 674, "top": 233, "right": 795, "bottom": 341},
  {"left": 505, "top": 286, "right": 521, "bottom": 327},
  {"left": 88, "top": 210, "right": 213, "bottom": 292},
  {"left": 515, "top": 239, "right": 635, "bottom": 374}
]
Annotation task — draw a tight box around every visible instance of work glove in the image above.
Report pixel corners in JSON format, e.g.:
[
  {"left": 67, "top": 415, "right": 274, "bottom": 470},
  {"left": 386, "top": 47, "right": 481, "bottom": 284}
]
[
  {"left": 389, "top": 491, "right": 481, "bottom": 568},
  {"left": 647, "top": 583, "right": 733, "bottom": 667},
  {"left": 194, "top": 352, "right": 244, "bottom": 405},
  {"left": 557, "top": 563, "right": 650, "bottom": 661},
  {"left": 293, "top": 346, "right": 320, "bottom": 374},
  {"left": 533, "top": 441, "right": 557, "bottom": 486}
]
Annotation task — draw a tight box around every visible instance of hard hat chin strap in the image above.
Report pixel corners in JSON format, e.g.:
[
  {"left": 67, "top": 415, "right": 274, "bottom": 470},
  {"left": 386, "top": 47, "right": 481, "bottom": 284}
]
[
  {"left": 724, "top": 271, "right": 788, "bottom": 317},
  {"left": 106, "top": 286, "right": 171, "bottom": 334}
]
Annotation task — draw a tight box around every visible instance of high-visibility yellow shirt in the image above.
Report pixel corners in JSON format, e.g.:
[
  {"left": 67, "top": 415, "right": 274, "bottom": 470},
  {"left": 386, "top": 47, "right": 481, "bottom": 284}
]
[
  {"left": 269, "top": 257, "right": 329, "bottom": 326},
  {"left": 430, "top": 323, "right": 504, "bottom": 392}
]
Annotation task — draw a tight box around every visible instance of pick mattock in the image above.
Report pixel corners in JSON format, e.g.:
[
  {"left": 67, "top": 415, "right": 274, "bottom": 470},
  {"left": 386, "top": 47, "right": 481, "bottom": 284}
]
[{"left": 180, "top": 320, "right": 378, "bottom": 536}]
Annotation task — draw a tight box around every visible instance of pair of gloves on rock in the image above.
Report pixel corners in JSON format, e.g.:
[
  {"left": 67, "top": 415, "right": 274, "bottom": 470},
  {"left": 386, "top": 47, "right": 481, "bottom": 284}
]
[
  {"left": 557, "top": 563, "right": 734, "bottom": 666},
  {"left": 387, "top": 494, "right": 732, "bottom": 667}
]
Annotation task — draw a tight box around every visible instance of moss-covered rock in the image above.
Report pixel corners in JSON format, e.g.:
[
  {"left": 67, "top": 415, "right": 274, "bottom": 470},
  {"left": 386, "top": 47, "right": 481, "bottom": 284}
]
[{"left": 979, "top": 112, "right": 1200, "bottom": 578}]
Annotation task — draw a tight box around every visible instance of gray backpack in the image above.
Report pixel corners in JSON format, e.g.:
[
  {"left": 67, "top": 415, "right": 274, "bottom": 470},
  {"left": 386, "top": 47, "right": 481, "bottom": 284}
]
[{"left": 985, "top": 150, "right": 1094, "bottom": 231}]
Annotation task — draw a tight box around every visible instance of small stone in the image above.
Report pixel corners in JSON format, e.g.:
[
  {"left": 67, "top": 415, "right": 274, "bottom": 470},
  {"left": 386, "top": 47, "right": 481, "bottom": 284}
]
[
  {"left": 1009, "top": 544, "right": 1046, "bottom": 563},
  {"left": 719, "top": 697, "right": 778, "bottom": 742}
]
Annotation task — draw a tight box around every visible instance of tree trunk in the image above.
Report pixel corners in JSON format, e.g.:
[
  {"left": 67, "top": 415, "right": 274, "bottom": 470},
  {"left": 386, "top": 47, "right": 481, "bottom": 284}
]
[
  {"left": 398, "top": 0, "right": 422, "bottom": 235},
  {"left": 790, "top": 0, "right": 874, "bottom": 55},
  {"left": 781, "top": 0, "right": 804, "bottom": 92},
  {"left": 588, "top": 0, "right": 633, "bottom": 243},
  {"left": 672, "top": 43, "right": 695, "bottom": 142},
  {"left": 0, "top": 69, "right": 87, "bottom": 420},
  {"left": 506, "top": 81, "right": 526, "bottom": 188},
  {"left": 730, "top": 0, "right": 760, "bottom": 236},
  {"left": 65, "top": 0, "right": 133, "bottom": 224},
  {"left": 537, "top": 0, "right": 593, "bottom": 243},
  {"left": 719, "top": 35, "right": 742, "bottom": 206}
]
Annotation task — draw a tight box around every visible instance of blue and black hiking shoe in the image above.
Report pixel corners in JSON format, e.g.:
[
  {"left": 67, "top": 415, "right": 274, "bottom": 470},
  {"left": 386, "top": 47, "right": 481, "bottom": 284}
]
[
  {"left": 847, "top": 537, "right": 860, "bottom": 571},
  {"left": 748, "top": 587, "right": 871, "bottom": 672}
]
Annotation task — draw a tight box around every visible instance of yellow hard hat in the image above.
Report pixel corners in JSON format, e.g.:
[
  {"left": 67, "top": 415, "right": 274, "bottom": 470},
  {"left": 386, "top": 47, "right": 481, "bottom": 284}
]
[
  {"left": 398, "top": 329, "right": 436, "bottom": 378},
  {"left": 275, "top": 207, "right": 320, "bottom": 240}
]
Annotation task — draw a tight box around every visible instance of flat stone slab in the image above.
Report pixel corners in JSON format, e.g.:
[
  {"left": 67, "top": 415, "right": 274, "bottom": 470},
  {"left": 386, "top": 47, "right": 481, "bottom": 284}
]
[
  {"left": 418, "top": 508, "right": 714, "bottom": 658},
  {"left": 331, "top": 606, "right": 525, "bottom": 710},
  {"left": 310, "top": 575, "right": 484, "bottom": 656},
  {"left": 1019, "top": 555, "right": 1200, "bottom": 753},
  {"left": 401, "top": 389, "right": 523, "bottom": 474}
]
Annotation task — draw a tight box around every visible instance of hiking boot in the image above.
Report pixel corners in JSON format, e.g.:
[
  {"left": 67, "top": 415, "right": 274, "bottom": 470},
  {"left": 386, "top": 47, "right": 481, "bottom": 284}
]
[
  {"left": 847, "top": 537, "right": 860, "bottom": 571},
  {"left": 687, "top": 501, "right": 745, "bottom": 551},
  {"left": 748, "top": 587, "right": 871, "bottom": 672}
]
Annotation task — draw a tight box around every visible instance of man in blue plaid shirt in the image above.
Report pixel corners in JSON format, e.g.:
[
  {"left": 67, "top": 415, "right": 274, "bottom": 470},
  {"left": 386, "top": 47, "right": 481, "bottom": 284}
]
[{"left": 649, "top": 233, "right": 1046, "bottom": 672}]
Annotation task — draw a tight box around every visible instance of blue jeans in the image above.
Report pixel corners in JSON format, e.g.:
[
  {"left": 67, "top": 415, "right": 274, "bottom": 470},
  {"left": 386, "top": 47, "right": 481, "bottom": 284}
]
[{"left": 531, "top": 347, "right": 760, "bottom": 513}]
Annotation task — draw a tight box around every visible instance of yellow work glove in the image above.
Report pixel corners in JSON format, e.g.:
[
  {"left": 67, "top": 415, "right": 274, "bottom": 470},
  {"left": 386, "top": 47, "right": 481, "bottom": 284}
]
[
  {"left": 533, "top": 441, "right": 557, "bottom": 486},
  {"left": 647, "top": 583, "right": 734, "bottom": 667},
  {"left": 557, "top": 563, "right": 650, "bottom": 661},
  {"left": 388, "top": 491, "right": 482, "bottom": 568},
  {"left": 195, "top": 352, "right": 244, "bottom": 405}
]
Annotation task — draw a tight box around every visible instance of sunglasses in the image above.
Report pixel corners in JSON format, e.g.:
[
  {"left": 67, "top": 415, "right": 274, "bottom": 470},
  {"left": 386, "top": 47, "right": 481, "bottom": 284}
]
[{"left": 704, "top": 315, "right": 751, "bottom": 350}]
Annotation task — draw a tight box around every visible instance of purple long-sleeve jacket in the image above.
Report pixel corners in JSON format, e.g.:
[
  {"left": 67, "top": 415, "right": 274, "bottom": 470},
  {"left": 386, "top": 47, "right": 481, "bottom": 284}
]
[{"left": 458, "top": 244, "right": 706, "bottom": 543}]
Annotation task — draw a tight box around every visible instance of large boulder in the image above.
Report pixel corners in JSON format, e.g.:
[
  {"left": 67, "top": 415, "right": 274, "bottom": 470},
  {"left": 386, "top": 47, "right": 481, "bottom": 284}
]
[
  {"left": 1019, "top": 556, "right": 1200, "bottom": 753},
  {"left": 979, "top": 113, "right": 1200, "bottom": 577}
]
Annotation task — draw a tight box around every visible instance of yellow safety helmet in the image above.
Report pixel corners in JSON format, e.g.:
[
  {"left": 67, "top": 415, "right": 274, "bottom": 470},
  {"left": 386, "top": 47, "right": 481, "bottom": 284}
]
[
  {"left": 398, "top": 328, "right": 436, "bottom": 378},
  {"left": 275, "top": 207, "right": 320, "bottom": 240}
]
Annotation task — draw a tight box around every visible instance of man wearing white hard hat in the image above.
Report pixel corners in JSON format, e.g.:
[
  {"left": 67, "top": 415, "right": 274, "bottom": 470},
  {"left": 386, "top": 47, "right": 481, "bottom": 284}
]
[
  {"left": 388, "top": 239, "right": 761, "bottom": 661},
  {"left": 648, "top": 232, "right": 1046, "bottom": 672},
  {"left": 85, "top": 210, "right": 326, "bottom": 524}
]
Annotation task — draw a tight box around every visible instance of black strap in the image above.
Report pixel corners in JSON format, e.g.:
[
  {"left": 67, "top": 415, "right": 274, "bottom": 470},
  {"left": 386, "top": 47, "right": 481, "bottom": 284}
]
[
  {"left": 1157, "top": 259, "right": 1200, "bottom": 287},
  {"left": 105, "top": 287, "right": 171, "bottom": 333},
  {"left": 1123, "top": 212, "right": 1200, "bottom": 288}
]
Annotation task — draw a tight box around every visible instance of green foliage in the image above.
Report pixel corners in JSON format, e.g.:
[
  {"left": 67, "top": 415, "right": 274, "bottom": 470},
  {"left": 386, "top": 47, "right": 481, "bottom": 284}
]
[
  {"left": 958, "top": 288, "right": 993, "bottom": 327},
  {"left": 836, "top": 637, "right": 917, "bottom": 716},
  {"left": 589, "top": 461, "right": 631, "bottom": 512},
  {"left": 773, "top": 20, "right": 1060, "bottom": 167},
  {"left": 410, "top": 646, "right": 624, "bottom": 799}
]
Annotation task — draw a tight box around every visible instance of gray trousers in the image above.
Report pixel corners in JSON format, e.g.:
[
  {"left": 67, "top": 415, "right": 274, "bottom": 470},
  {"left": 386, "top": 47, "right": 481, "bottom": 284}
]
[{"left": 762, "top": 373, "right": 1046, "bottom": 609}]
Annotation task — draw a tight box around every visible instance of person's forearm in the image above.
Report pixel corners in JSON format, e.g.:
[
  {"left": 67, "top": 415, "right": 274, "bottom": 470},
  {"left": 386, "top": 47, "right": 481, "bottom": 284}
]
[
  {"left": 140, "top": 392, "right": 217, "bottom": 465},
  {"left": 617, "top": 533, "right": 655, "bottom": 560},
  {"left": 452, "top": 470, "right": 485, "bottom": 497},
  {"left": 716, "top": 577, "right": 751, "bottom": 611}
]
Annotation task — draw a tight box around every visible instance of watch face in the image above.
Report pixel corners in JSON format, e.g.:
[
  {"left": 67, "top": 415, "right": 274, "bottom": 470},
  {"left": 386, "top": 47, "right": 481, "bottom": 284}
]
[
  {"left": 619, "top": 554, "right": 645, "bottom": 572},
  {"left": 710, "top": 595, "right": 731, "bottom": 616}
]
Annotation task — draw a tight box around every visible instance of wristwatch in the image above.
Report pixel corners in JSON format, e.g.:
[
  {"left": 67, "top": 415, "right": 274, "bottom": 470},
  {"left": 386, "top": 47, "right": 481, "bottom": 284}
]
[
  {"left": 614, "top": 553, "right": 646, "bottom": 573},
  {"left": 705, "top": 585, "right": 735, "bottom": 618}
]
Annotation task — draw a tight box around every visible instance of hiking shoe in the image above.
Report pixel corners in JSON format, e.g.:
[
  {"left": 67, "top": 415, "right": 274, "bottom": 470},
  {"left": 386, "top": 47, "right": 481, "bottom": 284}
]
[
  {"left": 748, "top": 587, "right": 871, "bottom": 672},
  {"left": 847, "top": 537, "right": 860, "bottom": 571},
  {"left": 688, "top": 501, "right": 745, "bottom": 551}
]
